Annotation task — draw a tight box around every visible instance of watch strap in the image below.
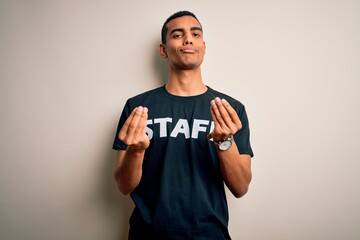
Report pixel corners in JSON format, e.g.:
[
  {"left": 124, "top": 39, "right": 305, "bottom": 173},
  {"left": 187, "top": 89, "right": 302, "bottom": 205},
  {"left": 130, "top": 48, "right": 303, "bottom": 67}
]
[{"left": 211, "top": 135, "right": 233, "bottom": 146}]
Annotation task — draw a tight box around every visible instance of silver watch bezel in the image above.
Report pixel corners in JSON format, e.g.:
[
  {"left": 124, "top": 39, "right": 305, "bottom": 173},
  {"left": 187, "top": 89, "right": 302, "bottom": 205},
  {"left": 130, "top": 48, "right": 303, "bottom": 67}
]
[{"left": 218, "top": 136, "right": 233, "bottom": 150}]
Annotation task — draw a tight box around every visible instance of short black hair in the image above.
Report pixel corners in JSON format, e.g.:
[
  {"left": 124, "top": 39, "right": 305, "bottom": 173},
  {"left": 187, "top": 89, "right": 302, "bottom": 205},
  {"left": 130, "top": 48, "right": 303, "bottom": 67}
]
[{"left": 161, "top": 10, "right": 202, "bottom": 44}]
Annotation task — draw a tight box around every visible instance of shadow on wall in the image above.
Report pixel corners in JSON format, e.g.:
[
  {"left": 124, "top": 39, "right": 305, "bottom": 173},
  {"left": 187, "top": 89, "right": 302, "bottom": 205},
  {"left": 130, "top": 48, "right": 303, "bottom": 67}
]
[
  {"left": 153, "top": 40, "right": 169, "bottom": 85},
  {"left": 101, "top": 136, "right": 134, "bottom": 240},
  {"left": 99, "top": 40, "right": 169, "bottom": 240}
]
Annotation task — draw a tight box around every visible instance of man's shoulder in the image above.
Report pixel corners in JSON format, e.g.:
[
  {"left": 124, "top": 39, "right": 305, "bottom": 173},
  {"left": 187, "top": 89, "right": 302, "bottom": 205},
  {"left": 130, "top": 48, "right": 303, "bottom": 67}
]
[
  {"left": 206, "top": 86, "right": 244, "bottom": 107},
  {"left": 128, "top": 86, "right": 164, "bottom": 101}
]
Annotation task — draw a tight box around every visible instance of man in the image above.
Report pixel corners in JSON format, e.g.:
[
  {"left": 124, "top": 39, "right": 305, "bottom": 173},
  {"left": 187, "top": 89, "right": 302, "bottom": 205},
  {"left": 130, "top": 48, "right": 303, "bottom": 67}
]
[{"left": 113, "top": 10, "right": 253, "bottom": 240}]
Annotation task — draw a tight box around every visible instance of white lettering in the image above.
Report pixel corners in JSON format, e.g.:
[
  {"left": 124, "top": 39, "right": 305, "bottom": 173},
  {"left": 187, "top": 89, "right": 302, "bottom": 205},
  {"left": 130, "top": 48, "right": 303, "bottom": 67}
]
[
  {"left": 146, "top": 117, "right": 214, "bottom": 140},
  {"left": 170, "top": 119, "right": 190, "bottom": 139},
  {"left": 191, "top": 119, "right": 210, "bottom": 139},
  {"left": 154, "top": 117, "right": 172, "bottom": 137},
  {"left": 209, "top": 121, "right": 215, "bottom": 133},
  {"left": 146, "top": 119, "right": 153, "bottom": 140}
]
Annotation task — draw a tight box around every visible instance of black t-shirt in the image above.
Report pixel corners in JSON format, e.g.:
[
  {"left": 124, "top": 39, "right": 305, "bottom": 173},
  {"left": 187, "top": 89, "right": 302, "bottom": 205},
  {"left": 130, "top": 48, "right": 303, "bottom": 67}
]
[{"left": 113, "top": 86, "right": 253, "bottom": 239}]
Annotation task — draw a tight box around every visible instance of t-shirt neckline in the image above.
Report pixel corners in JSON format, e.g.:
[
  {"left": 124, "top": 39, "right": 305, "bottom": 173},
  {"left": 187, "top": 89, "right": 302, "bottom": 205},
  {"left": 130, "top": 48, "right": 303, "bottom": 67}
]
[{"left": 161, "top": 85, "right": 211, "bottom": 101}]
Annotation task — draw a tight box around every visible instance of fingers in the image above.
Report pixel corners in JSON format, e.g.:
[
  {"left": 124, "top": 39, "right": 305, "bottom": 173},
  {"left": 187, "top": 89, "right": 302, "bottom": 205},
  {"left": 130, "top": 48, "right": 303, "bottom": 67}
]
[
  {"left": 220, "top": 98, "right": 242, "bottom": 128},
  {"left": 210, "top": 97, "right": 242, "bottom": 134},
  {"left": 210, "top": 98, "right": 226, "bottom": 129},
  {"left": 119, "top": 106, "right": 148, "bottom": 144},
  {"left": 133, "top": 107, "right": 148, "bottom": 138}
]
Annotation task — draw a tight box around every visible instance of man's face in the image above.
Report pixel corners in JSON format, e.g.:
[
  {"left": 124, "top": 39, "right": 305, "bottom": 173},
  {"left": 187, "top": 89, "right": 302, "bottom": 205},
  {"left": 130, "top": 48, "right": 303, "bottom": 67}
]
[{"left": 160, "top": 16, "right": 206, "bottom": 70}]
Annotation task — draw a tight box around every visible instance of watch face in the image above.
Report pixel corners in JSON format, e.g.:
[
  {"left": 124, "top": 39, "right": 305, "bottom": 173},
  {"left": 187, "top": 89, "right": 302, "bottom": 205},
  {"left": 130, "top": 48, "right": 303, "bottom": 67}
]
[{"left": 219, "top": 139, "right": 232, "bottom": 150}]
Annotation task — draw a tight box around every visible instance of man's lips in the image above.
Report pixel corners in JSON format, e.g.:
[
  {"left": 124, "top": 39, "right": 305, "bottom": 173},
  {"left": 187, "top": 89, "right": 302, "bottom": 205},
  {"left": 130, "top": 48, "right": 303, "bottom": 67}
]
[{"left": 180, "top": 48, "right": 196, "bottom": 53}]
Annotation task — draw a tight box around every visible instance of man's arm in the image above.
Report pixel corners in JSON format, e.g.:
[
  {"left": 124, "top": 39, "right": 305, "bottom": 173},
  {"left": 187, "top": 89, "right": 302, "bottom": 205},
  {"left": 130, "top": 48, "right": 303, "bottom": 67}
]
[
  {"left": 216, "top": 144, "right": 252, "bottom": 198},
  {"left": 113, "top": 106, "right": 149, "bottom": 195},
  {"left": 114, "top": 149, "right": 145, "bottom": 195},
  {"left": 208, "top": 97, "right": 252, "bottom": 198}
]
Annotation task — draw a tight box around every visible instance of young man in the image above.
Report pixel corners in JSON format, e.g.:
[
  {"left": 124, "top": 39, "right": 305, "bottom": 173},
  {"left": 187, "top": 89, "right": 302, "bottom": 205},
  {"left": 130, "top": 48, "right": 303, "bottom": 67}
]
[{"left": 113, "top": 10, "right": 253, "bottom": 240}]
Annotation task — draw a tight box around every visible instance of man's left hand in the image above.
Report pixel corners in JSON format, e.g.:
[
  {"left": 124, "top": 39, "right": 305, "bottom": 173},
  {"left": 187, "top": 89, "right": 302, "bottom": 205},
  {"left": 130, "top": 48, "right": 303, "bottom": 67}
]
[{"left": 207, "top": 97, "right": 242, "bottom": 141}]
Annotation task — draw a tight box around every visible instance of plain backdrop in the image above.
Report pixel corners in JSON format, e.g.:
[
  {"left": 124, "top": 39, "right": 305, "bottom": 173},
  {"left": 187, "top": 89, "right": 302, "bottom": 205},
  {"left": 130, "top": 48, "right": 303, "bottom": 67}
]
[{"left": 1, "top": 1, "right": 359, "bottom": 239}]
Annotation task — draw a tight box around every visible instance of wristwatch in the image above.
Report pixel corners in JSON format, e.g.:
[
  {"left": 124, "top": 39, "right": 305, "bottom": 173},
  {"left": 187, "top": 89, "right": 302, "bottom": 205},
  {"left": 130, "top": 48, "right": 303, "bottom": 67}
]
[{"left": 213, "top": 136, "right": 233, "bottom": 151}]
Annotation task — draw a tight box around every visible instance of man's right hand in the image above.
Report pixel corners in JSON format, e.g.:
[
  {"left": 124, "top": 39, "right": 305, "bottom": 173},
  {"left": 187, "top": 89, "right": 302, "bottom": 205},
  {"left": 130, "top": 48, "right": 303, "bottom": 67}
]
[{"left": 118, "top": 106, "right": 150, "bottom": 151}]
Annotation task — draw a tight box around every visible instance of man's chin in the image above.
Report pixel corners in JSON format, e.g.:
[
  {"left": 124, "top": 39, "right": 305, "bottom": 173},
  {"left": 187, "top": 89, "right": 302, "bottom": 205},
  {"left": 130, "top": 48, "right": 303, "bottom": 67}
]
[{"left": 175, "top": 61, "right": 202, "bottom": 70}]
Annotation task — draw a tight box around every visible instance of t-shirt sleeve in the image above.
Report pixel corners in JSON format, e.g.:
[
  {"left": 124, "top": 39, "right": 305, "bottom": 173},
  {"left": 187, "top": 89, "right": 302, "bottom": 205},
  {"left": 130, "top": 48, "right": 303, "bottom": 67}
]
[
  {"left": 234, "top": 104, "right": 254, "bottom": 158},
  {"left": 112, "top": 100, "right": 131, "bottom": 151}
]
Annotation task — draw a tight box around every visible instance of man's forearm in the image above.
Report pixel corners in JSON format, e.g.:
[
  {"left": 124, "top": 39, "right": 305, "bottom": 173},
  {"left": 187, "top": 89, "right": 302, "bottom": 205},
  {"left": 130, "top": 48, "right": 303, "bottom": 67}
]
[
  {"left": 217, "top": 141, "right": 252, "bottom": 198},
  {"left": 114, "top": 149, "right": 145, "bottom": 195}
]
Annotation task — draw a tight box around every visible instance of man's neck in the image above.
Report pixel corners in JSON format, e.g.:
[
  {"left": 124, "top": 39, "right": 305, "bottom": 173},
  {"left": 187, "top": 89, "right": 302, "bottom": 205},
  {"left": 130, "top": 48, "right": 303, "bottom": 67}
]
[{"left": 165, "top": 68, "right": 207, "bottom": 96}]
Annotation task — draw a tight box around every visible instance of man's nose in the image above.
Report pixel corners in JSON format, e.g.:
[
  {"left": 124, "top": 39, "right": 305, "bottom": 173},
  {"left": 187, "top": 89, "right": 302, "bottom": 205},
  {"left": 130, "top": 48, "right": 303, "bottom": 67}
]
[{"left": 183, "top": 34, "right": 193, "bottom": 45}]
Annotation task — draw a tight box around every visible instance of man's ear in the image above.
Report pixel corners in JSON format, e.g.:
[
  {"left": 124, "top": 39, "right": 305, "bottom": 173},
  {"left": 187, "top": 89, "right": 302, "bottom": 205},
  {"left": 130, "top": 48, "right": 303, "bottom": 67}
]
[{"left": 159, "top": 44, "right": 167, "bottom": 58}]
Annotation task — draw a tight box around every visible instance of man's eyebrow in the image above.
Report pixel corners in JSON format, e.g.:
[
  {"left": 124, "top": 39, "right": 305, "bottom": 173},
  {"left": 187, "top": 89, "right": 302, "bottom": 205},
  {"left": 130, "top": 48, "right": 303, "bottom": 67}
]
[
  {"left": 191, "top": 27, "right": 203, "bottom": 32},
  {"left": 170, "top": 28, "right": 184, "bottom": 35},
  {"left": 170, "top": 27, "right": 203, "bottom": 35}
]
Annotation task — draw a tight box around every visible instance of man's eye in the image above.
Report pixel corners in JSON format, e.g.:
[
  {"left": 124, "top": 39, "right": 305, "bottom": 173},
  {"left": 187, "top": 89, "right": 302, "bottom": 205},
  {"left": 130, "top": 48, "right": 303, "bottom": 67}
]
[{"left": 173, "top": 34, "right": 182, "bottom": 39}]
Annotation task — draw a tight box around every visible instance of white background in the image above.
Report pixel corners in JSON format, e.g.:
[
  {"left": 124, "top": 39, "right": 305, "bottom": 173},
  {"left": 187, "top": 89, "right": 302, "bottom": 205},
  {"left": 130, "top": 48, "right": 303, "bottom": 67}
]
[{"left": 1, "top": 1, "right": 359, "bottom": 239}]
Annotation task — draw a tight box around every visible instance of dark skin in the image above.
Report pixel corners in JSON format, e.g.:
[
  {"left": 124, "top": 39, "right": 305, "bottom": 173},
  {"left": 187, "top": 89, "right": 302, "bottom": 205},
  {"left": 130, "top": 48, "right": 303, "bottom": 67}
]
[{"left": 114, "top": 16, "right": 252, "bottom": 198}]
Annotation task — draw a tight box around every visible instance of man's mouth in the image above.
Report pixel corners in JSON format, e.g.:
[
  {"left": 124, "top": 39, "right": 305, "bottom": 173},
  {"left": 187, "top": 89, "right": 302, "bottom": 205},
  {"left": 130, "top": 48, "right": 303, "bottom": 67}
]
[{"left": 180, "top": 48, "right": 196, "bottom": 53}]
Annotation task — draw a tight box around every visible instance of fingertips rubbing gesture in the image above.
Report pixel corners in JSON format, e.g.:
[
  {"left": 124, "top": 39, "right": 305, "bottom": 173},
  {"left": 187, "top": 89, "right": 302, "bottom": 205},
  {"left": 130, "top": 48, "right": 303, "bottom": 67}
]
[
  {"left": 208, "top": 97, "right": 242, "bottom": 141},
  {"left": 119, "top": 106, "right": 150, "bottom": 151}
]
